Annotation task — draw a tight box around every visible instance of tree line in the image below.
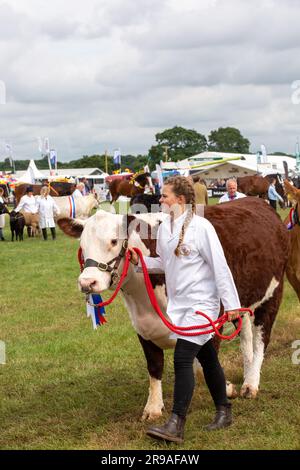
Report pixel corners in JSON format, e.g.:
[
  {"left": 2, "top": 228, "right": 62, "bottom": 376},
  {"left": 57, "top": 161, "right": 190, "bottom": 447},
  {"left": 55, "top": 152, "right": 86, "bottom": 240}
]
[{"left": 0, "top": 126, "right": 293, "bottom": 173}]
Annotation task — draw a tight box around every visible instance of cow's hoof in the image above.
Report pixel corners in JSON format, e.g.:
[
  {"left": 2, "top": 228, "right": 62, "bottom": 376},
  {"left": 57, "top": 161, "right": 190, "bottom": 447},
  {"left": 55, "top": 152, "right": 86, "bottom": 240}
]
[
  {"left": 226, "top": 381, "right": 238, "bottom": 399},
  {"left": 142, "top": 407, "right": 164, "bottom": 421},
  {"left": 240, "top": 384, "right": 258, "bottom": 399}
]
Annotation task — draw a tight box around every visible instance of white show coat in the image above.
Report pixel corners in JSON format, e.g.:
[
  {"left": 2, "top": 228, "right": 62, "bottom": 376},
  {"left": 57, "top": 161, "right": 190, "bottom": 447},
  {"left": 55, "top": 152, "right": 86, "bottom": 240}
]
[
  {"left": 36, "top": 196, "right": 60, "bottom": 229},
  {"left": 141, "top": 212, "right": 241, "bottom": 346},
  {"left": 219, "top": 192, "right": 246, "bottom": 203},
  {"left": 15, "top": 195, "right": 38, "bottom": 214}
]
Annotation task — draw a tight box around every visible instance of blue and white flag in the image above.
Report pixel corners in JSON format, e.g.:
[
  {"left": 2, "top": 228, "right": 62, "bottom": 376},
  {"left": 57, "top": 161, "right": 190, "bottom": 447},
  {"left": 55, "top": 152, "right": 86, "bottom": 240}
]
[
  {"left": 261, "top": 144, "right": 268, "bottom": 164},
  {"left": 50, "top": 149, "right": 57, "bottom": 168},
  {"left": 113, "top": 148, "right": 121, "bottom": 165},
  {"left": 86, "top": 294, "right": 106, "bottom": 330}
]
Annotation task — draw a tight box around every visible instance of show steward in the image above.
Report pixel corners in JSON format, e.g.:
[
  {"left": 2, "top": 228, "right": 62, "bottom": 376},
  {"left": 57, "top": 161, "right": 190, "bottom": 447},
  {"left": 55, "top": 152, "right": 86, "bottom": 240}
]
[{"left": 268, "top": 178, "right": 284, "bottom": 211}]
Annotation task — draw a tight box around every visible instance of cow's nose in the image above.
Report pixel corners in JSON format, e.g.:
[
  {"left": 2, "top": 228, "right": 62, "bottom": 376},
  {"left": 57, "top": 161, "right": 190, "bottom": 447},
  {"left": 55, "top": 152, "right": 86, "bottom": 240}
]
[{"left": 79, "top": 278, "right": 97, "bottom": 293}]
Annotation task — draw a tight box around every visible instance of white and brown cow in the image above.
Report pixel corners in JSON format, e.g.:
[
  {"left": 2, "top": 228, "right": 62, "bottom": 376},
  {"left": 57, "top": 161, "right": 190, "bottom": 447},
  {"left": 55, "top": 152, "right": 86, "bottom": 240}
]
[
  {"left": 58, "top": 198, "right": 291, "bottom": 420},
  {"left": 53, "top": 193, "right": 99, "bottom": 220}
]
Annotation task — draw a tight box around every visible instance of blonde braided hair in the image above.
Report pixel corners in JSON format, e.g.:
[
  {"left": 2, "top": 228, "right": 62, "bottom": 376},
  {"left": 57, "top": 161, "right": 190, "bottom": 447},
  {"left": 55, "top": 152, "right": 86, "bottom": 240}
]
[{"left": 164, "top": 176, "right": 196, "bottom": 256}]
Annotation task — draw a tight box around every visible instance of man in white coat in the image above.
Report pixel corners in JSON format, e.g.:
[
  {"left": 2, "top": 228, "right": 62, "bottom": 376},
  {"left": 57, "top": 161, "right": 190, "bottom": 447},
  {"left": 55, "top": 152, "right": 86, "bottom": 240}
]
[
  {"left": 219, "top": 179, "right": 246, "bottom": 203},
  {"left": 36, "top": 186, "right": 60, "bottom": 240},
  {"left": 129, "top": 176, "right": 241, "bottom": 444}
]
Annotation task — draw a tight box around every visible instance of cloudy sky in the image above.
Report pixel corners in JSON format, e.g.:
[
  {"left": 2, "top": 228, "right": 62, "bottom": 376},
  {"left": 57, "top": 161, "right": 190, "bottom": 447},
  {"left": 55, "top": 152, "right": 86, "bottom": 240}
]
[{"left": 0, "top": 0, "right": 300, "bottom": 161}]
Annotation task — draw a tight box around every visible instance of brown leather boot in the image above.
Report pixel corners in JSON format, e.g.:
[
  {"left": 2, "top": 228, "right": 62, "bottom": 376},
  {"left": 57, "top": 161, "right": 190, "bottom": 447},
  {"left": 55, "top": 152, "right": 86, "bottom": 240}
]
[
  {"left": 204, "top": 404, "right": 232, "bottom": 431},
  {"left": 146, "top": 413, "right": 186, "bottom": 443}
]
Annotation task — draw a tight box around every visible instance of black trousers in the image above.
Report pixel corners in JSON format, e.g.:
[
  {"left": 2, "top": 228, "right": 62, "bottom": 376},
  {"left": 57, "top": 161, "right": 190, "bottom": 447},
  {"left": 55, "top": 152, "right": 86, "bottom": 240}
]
[
  {"left": 269, "top": 199, "right": 277, "bottom": 210},
  {"left": 42, "top": 227, "right": 56, "bottom": 240},
  {"left": 172, "top": 338, "right": 229, "bottom": 418}
]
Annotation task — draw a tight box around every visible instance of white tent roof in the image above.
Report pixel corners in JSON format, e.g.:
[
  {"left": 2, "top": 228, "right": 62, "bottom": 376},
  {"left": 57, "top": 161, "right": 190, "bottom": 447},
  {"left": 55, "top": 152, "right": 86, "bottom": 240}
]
[{"left": 18, "top": 160, "right": 46, "bottom": 183}]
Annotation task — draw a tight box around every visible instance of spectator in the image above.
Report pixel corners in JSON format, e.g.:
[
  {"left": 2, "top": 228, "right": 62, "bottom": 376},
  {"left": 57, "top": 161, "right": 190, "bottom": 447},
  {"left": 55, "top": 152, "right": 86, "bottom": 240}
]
[
  {"left": 81, "top": 178, "right": 91, "bottom": 195},
  {"left": 219, "top": 179, "right": 247, "bottom": 203},
  {"left": 72, "top": 183, "right": 85, "bottom": 198},
  {"left": 193, "top": 176, "right": 208, "bottom": 205},
  {"left": 268, "top": 178, "right": 284, "bottom": 211}
]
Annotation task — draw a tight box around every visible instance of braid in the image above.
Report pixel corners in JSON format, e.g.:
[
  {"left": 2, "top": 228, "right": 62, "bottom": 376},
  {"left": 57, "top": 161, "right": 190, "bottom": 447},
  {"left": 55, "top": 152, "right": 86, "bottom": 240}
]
[{"left": 164, "top": 176, "right": 196, "bottom": 257}]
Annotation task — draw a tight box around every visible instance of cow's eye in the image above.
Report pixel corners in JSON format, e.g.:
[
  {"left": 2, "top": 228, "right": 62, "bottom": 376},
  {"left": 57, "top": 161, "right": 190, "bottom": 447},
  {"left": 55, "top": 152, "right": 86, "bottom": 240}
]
[{"left": 111, "top": 239, "right": 118, "bottom": 246}]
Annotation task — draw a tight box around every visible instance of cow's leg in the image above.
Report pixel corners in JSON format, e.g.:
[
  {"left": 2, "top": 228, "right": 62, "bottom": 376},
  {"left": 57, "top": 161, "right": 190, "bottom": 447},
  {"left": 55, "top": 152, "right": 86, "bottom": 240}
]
[
  {"left": 137, "top": 335, "right": 165, "bottom": 421},
  {"left": 240, "top": 281, "right": 283, "bottom": 398}
]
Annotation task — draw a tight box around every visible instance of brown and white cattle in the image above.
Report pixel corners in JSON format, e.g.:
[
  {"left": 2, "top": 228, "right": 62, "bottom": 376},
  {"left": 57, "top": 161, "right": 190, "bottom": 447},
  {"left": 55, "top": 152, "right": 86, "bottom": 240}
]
[
  {"left": 58, "top": 198, "right": 291, "bottom": 420},
  {"left": 54, "top": 193, "right": 99, "bottom": 220},
  {"left": 284, "top": 179, "right": 300, "bottom": 300}
]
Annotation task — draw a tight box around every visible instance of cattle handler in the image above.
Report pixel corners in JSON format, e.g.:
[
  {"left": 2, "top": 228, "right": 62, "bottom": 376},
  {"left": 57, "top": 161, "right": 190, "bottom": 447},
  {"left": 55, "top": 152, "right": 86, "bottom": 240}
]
[{"left": 129, "top": 176, "right": 241, "bottom": 444}]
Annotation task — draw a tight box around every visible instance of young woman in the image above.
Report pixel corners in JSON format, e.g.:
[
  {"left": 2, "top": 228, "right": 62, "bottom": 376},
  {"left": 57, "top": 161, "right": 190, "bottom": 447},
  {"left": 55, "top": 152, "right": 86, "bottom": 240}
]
[
  {"left": 129, "top": 176, "right": 241, "bottom": 444},
  {"left": 36, "top": 186, "right": 60, "bottom": 240}
]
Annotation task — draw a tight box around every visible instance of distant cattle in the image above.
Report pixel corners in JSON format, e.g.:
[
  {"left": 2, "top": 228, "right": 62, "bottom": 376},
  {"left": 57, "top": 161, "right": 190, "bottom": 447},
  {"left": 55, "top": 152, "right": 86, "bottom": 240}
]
[
  {"left": 9, "top": 210, "right": 25, "bottom": 241},
  {"left": 283, "top": 179, "right": 300, "bottom": 300},
  {"left": 21, "top": 212, "right": 40, "bottom": 237},
  {"left": 237, "top": 174, "right": 286, "bottom": 207},
  {"left": 109, "top": 172, "right": 152, "bottom": 203},
  {"left": 58, "top": 198, "right": 292, "bottom": 420},
  {"left": 15, "top": 182, "right": 75, "bottom": 204},
  {"left": 54, "top": 193, "right": 99, "bottom": 220}
]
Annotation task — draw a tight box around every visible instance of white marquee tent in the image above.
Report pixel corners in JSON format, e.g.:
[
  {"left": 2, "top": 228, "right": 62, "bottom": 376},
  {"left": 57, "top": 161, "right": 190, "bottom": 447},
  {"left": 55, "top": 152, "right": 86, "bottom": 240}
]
[{"left": 18, "top": 160, "right": 46, "bottom": 183}]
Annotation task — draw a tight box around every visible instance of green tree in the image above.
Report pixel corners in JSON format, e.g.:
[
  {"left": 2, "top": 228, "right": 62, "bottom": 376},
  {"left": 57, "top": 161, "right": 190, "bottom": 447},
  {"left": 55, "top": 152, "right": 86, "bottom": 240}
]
[
  {"left": 148, "top": 144, "right": 165, "bottom": 167},
  {"left": 149, "top": 126, "right": 207, "bottom": 165},
  {"left": 208, "top": 127, "right": 250, "bottom": 154}
]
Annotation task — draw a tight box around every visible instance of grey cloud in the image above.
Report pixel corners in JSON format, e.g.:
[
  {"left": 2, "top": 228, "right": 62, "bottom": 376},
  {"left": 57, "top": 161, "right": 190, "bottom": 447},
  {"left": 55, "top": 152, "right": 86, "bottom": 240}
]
[{"left": 1, "top": 0, "right": 300, "bottom": 161}]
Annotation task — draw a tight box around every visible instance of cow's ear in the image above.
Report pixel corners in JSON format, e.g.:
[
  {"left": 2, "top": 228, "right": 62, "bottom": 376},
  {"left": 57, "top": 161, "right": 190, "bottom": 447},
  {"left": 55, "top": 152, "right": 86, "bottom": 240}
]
[{"left": 57, "top": 217, "right": 85, "bottom": 238}]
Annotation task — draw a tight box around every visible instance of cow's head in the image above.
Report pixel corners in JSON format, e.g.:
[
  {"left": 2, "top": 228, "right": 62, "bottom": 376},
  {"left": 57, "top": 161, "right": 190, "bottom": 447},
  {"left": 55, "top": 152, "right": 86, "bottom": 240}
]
[
  {"left": 58, "top": 209, "right": 164, "bottom": 294},
  {"left": 58, "top": 210, "right": 143, "bottom": 294}
]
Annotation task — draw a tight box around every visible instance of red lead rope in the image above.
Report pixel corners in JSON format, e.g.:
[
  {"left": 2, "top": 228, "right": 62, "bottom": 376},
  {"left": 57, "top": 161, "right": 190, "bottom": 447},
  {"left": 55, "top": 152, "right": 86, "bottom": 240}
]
[{"left": 78, "top": 247, "right": 254, "bottom": 340}]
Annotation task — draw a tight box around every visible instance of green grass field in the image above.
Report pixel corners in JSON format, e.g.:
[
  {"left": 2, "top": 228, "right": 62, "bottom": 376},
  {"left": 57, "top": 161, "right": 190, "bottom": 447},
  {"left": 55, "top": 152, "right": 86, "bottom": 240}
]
[{"left": 0, "top": 202, "right": 300, "bottom": 450}]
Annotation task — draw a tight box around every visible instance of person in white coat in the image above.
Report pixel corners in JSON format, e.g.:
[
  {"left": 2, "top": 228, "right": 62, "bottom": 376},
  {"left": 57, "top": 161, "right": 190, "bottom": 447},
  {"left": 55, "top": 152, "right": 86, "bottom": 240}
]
[
  {"left": 15, "top": 186, "right": 38, "bottom": 237},
  {"left": 218, "top": 179, "right": 246, "bottom": 203},
  {"left": 72, "top": 183, "right": 85, "bottom": 198},
  {"left": 36, "top": 186, "right": 60, "bottom": 240},
  {"left": 15, "top": 186, "right": 38, "bottom": 214},
  {"left": 129, "top": 176, "right": 241, "bottom": 443}
]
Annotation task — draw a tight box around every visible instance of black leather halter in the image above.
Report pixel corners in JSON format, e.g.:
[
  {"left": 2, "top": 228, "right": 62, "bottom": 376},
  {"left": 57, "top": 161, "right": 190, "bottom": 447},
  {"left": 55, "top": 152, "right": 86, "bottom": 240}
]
[{"left": 84, "top": 240, "right": 128, "bottom": 284}]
